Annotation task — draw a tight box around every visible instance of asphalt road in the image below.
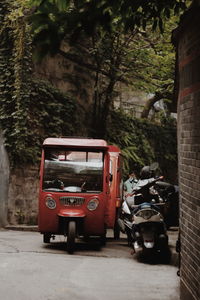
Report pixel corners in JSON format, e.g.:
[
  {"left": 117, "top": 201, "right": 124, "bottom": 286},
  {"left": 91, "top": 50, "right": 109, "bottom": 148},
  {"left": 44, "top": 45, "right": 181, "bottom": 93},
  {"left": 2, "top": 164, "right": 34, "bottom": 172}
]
[{"left": 0, "top": 228, "right": 179, "bottom": 300}]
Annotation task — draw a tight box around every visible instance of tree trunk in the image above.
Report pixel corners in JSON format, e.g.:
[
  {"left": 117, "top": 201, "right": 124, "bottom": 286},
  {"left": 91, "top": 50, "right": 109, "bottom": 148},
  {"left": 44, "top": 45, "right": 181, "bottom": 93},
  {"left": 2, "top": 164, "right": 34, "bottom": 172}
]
[
  {"left": 141, "top": 91, "right": 173, "bottom": 119},
  {"left": 97, "top": 78, "right": 116, "bottom": 138}
]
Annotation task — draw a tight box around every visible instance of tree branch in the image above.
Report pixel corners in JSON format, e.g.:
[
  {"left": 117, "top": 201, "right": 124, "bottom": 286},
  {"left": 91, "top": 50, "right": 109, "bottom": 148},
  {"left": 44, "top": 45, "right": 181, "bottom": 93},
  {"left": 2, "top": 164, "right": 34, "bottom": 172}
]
[
  {"left": 58, "top": 49, "right": 129, "bottom": 84},
  {"left": 141, "top": 91, "right": 173, "bottom": 118}
]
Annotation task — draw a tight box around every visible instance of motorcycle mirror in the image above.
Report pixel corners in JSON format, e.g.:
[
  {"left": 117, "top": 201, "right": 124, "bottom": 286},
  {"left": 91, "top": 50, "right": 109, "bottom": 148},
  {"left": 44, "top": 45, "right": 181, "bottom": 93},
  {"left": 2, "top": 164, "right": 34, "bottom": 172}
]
[{"left": 150, "top": 162, "right": 159, "bottom": 171}]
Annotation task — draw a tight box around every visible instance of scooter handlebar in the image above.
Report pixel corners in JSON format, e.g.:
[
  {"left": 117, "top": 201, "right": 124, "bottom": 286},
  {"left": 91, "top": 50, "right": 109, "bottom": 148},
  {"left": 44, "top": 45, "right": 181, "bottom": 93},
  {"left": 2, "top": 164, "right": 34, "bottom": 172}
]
[{"left": 125, "top": 176, "right": 164, "bottom": 198}]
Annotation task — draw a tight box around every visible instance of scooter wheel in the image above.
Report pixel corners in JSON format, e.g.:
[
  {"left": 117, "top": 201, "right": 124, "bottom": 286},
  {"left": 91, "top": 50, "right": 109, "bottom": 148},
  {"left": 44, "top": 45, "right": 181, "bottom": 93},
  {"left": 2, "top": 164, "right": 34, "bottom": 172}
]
[{"left": 67, "top": 221, "right": 76, "bottom": 254}]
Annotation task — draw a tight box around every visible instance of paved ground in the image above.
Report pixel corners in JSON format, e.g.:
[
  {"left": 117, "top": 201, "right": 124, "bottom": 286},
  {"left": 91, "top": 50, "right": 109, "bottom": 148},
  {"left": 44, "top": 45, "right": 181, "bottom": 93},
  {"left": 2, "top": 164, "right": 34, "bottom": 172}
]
[{"left": 0, "top": 228, "right": 179, "bottom": 300}]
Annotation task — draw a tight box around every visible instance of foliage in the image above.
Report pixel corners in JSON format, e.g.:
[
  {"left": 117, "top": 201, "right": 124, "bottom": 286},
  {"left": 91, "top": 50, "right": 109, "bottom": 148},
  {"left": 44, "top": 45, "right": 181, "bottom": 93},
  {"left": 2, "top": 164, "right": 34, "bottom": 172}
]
[
  {"left": 28, "top": 0, "right": 182, "bottom": 136},
  {"left": 106, "top": 110, "right": 177, "bottom": 182},
  {"left": 29, "top": 0, "right": 188, "bottom": 41},
  {"left": 127, "top": 22, "right": 176, "bottom": 95},
  {"left": 19, "top": 79, "right": 76, "bottom": 165},
  {"left": 0, "top": 0, "right": 178, "bottom": 176},
  {"left": 0, "top": 0, "right": 77, "bottom": 166},
  {"left": 88, "top": 18, "right": 180, "bottom": 134}
]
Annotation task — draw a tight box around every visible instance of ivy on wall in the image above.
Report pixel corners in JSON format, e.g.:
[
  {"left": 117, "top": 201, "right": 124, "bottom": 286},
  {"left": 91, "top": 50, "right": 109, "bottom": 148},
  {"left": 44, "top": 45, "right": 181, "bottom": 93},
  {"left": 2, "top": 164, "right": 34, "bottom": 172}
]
[
  {"left": 0, "top": 0, "right": 15, "bottom": 159},
  {"left": 0, "top": 1, "right": 77, "bottom": 166}
]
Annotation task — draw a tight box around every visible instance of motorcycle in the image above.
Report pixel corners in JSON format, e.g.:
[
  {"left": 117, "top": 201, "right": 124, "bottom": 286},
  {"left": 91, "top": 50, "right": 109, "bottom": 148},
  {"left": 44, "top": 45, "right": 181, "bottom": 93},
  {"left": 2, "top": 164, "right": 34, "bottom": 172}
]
[{"left": 118, "top": 172, "right": 170, "bottom": 257}]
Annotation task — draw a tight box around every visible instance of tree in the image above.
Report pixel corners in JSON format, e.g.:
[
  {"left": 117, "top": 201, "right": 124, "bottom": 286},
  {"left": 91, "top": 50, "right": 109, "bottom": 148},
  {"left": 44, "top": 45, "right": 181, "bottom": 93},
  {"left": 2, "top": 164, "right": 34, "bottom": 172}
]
[
  {"left": 26, "top": 0, "right": 189, "bottom": 136},
  {"left": 131, "top": 18, "right": 178, "bottom": 118},
  {"left": 87, "top": 17, "right": 179, "bottom": 129},
  {"left": 29, "top": 1, "right": 188, "bottom": 36},
  {"left": 28, "top": 0, "right": 189, "bottom": 57}
]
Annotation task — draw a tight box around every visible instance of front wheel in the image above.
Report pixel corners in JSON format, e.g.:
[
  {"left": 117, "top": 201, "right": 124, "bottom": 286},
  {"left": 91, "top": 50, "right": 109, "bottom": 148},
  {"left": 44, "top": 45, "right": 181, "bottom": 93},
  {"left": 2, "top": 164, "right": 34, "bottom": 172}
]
[
  {"left": 100, "top": 226, "right": 107, "bottom": 246},
  {"left": 67, "top": 221, "right": 76, "bottom": 254}
]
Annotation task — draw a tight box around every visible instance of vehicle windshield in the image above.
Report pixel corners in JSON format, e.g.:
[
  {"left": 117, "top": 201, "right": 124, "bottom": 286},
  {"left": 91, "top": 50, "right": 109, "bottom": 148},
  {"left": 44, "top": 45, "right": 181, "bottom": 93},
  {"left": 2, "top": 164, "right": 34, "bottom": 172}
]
[{"left": 43, "top": 148, "right": 104, "bottom": 193}]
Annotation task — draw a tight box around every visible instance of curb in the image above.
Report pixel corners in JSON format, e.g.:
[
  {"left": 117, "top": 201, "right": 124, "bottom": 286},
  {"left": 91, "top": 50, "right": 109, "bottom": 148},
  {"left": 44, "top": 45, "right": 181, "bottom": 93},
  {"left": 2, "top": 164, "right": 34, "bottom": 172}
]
[{"left": 4, "top": 225, "right": 38, "bottom": 232}]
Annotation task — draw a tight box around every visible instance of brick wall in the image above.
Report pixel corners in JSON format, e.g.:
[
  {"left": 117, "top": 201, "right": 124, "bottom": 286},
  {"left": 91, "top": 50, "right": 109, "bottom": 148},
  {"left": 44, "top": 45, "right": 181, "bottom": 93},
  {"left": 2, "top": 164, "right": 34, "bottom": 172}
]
[{"left": 173, "top": 4, "right": 200, "bottom": 300}]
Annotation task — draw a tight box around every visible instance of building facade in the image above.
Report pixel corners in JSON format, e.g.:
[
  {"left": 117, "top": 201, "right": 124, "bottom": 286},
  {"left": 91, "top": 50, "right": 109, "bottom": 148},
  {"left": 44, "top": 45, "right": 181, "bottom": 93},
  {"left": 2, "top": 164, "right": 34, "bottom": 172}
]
[{"left": 173, "top": 2, "right": 200, "bottom": 299}]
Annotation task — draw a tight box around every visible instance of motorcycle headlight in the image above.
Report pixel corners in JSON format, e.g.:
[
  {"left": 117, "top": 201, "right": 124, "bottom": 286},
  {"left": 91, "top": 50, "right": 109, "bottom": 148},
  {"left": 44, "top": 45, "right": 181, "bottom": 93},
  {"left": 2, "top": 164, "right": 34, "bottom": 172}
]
[
  {"left": 87, "top": 198, "right": 99, "bottom": 211},
  {"left": 45, "top": 196, "right": 56, "bottom": 209}
]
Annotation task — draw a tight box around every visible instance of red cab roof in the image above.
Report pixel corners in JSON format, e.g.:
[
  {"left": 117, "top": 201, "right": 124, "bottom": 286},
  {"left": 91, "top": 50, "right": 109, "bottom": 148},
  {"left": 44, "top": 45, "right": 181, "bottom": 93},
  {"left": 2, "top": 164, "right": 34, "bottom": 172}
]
[
  {"left": 108, "top": 145, "right": 121, "bottom": 153},
  {"left": 43, "top": 137, "right": 108, "bottom": 149}
]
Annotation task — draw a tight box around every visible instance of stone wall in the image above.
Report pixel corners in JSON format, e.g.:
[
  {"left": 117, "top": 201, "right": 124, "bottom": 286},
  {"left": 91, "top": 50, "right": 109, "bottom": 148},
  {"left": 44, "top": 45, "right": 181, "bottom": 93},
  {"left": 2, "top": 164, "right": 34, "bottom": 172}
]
[
  {"left": 0, "top": 130, "right": 39, "bottom": 227},
  {"left": 173, "top": 4, "right": 200, "bottom": 300},
  {"left": 7, "top": 166, "right": 39, "bottom": 225},
  {"left": 34, "top": 42, "right": 95, "bottom": 130}
]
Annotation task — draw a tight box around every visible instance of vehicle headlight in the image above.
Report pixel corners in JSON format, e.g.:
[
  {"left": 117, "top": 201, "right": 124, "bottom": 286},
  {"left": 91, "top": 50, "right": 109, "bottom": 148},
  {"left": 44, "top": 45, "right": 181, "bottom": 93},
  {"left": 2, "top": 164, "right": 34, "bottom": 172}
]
[
  {"left": 45, "top": 196, "right": 56, "bottom": 209},
  {"left": 87, "top": 198, "right": 99, "bottom": 211}
]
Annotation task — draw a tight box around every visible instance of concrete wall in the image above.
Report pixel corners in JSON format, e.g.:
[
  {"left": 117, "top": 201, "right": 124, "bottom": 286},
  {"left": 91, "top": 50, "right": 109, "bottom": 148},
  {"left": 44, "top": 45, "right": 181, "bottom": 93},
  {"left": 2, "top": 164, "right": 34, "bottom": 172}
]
[
  {"left": 34, "top": 41, "right": 95, "bottom": 124},
  {"left": 173, "top": 4, "right": 200, "bottom": 300},
  {"left": 0, "top": 131, "right": 39, "bottom": 226},
  {"left": 7, "top": 166, "right": 39, "bottom": 225},
  {"left": 0, "top": 130, "right": 9, "bottom": 226}
]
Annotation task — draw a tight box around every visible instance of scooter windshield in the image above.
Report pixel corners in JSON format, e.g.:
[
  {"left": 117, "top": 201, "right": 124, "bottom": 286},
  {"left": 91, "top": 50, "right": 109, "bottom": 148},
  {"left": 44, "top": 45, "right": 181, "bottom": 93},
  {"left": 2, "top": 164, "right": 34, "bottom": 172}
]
[{"left": 42, "top": 149, "right": 104, "bottom": 193}]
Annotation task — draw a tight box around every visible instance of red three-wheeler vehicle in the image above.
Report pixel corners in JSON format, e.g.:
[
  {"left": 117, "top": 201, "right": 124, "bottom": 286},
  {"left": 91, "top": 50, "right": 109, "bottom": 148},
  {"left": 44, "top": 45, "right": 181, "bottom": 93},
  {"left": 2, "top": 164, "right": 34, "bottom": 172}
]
[
  {"left": 38, "top": 137, "right": 122, "bottom": 253},
  {"left": 107, "top": 145, "right": 123, "bottom": 239}
]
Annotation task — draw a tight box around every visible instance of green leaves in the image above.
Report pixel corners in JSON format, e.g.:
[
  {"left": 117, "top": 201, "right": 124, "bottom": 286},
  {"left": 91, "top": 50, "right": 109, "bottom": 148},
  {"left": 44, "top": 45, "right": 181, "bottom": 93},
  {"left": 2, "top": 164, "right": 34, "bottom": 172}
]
[
  {"left": 0, "top": 0, "right": 77, "bottom": 166},
  {"left": 0, "top": 0, "right": 179, "bottom": 171},
  {"left": 106, "top": 110, "right": 177, "bottom": 180},
  {"left": 28, "top": 0, "right": 188, "bottom": 59},
  {"left": 30, "top": 0, "right": 70, "bottom": 11}
]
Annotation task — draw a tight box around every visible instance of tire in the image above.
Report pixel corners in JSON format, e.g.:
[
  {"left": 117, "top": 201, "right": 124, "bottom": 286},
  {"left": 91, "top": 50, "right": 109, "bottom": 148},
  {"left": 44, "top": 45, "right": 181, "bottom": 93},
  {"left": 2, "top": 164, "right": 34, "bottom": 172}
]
[
  {"left": 126, "top": 228, "right": 133, "bottom": 246},
  {"left": 114, "top": 209, "right": 121, "bottom": 239},
  {"left": 142, "top": 247, "right": 156, "bottom": 258},
  {"left": 114, "top": 218, "right": 120, "bottom": 240},
  {"left": 100, "top": 234, "right": 106, "bottom": 246},
  {"left": 43, "top": 233, "right": 51, "bottom": 243},
  {"left": 67, "top": 221, "right": 76, "bottom": 254},
  {"left": 114, "top": 225, "right": 120, "bottom": 240},
  {"left": 100, "top": 226, "right": 107, "bottom": 246}
]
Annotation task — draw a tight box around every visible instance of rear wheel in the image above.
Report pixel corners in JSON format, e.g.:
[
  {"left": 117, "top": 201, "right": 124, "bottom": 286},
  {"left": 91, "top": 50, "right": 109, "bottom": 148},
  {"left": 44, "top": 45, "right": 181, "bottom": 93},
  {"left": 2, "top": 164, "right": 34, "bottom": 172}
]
[
  {"left": 114, "top": 211, "right": 120, "bottom": 240},
  {"left": 114, "top": 224, "right": 120, "bottom": 240},
  {"left": 67, "top": 221, "right": 76, "bottom": 254},
  {"left": 43, "top": 233, "right": 51, "bottom": 243}
]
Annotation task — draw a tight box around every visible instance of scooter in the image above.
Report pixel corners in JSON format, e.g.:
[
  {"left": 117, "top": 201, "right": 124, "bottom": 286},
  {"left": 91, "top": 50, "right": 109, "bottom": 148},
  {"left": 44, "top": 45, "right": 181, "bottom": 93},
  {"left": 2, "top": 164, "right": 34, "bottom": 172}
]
[
  {"left": 118, "top": 175, "right": 169, "bottom": 255},
  {"left": 132, "top": 201, "right": 168, "bottom": 255}
]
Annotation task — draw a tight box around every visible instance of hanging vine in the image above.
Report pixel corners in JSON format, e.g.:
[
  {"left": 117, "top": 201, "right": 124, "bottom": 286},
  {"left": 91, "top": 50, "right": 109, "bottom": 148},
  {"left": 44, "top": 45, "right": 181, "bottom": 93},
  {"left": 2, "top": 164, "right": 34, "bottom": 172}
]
[{"left": 0, "top": 0, "right": 77, "bottom": 166}]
